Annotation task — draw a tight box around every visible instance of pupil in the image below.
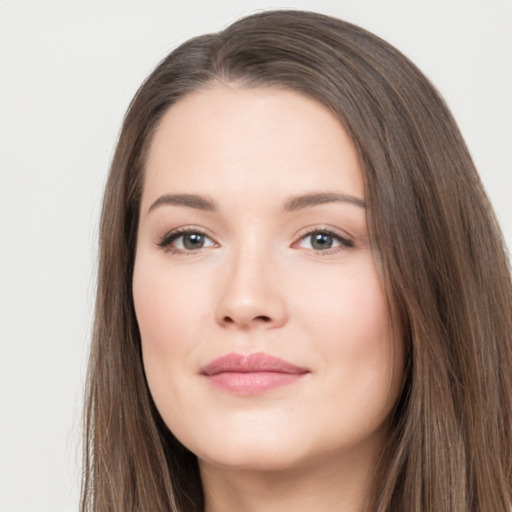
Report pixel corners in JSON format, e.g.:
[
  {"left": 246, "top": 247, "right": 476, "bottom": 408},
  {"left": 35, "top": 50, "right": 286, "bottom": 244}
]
[
  {"left": 184, "top": 233, "right": 204, "bottom": 250},
  {"left": 312, "top": 233, "right": 332, "bottom": 250}
]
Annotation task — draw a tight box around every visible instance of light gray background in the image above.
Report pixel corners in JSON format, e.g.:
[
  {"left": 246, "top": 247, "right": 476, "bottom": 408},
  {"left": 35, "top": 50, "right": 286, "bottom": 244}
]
[{"left": 0, "top": 1, "right": 510, "bottom": 511}]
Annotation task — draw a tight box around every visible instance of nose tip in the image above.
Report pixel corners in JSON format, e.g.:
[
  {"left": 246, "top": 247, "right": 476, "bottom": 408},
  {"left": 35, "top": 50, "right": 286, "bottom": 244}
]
[{"left": 214, "top": 258, "right": 287, "bottom": 330}]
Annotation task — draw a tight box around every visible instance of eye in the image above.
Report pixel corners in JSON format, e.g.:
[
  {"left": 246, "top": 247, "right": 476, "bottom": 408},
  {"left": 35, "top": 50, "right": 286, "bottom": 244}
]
[
  {"left": 294, "top": 229, "right": 354, "bottom": 253},
  {"left": 157, "top": 228, "right": 217, "bottom": 253}
]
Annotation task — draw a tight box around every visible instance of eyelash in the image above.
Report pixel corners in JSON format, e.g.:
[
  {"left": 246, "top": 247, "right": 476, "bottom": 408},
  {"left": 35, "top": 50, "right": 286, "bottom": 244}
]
[
  {"left": 157, "top": 227, "right": 215, "bottom": 254},
  {"left": 157, "top": 226, "right": 355, "bottom": 255},
  {"left": 292, "top": 228, "right": 355, "bottom": 255}
]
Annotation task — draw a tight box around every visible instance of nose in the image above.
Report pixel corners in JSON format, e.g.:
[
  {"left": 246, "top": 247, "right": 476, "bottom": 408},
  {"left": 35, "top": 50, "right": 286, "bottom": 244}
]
[{"left": 214, "top": 248, "right": 288, "bottom": 330}]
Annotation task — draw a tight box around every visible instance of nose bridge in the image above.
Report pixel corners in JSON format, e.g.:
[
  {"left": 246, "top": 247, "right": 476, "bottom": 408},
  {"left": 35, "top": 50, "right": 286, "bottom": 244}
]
[{"left": 214, "top": 235, "right": 287, "bottom": 329}]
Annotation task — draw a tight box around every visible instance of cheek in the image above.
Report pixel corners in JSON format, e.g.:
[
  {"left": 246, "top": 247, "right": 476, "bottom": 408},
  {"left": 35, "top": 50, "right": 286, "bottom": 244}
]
[
  {"left": 132, "top": 257, "right": 206, "bottom": 424},
  {"left": 133, "top": 275, "right": 177, "bottom": 358},
  {"left": 298, "top": 258, "right": 390, "bottom": 346},
  {"left": 133, "top": 258, "right": 208, "bottom": 357},
  {"left": 132, "top": 259, "right": 197, "bottom": 417},
  {"left": 295, "top": 257, "right": 401, "bottom": 406}
]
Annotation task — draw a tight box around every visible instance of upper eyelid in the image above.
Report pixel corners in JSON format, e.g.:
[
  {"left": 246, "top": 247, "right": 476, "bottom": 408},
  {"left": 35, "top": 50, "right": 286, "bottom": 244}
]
[
  {"left": 293, "top": 225, "right": 353, "bottom": 241},
  {"left": 157, "top": 226, "right": 217, "bottom": 248}
]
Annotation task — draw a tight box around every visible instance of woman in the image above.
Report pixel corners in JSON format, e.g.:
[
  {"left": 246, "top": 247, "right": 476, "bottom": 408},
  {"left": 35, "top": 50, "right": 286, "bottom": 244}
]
[{"left": 81, "top": 10, "right": 512, "bottom": 512}]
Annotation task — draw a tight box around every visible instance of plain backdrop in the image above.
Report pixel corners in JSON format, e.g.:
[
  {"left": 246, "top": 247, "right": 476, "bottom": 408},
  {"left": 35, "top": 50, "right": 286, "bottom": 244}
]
[{"left": 0, "top": 1, "right": 510, "bottom": 510}]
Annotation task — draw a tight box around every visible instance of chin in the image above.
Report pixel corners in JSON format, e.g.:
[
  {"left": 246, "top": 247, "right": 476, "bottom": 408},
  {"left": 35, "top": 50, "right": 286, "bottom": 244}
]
[{"left": 182, "top": 427, "right": 308, "bottom": 472}]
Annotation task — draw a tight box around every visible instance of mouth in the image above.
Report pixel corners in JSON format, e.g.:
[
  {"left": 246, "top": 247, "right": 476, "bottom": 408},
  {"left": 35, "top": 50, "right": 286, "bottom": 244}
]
[{"left": 200, "top": 352, "right": 310, "bottom": 395}]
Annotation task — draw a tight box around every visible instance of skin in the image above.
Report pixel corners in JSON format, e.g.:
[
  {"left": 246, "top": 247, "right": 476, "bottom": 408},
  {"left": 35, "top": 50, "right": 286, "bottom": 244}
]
[{"left": 133, "top": 85, "right": 404, "bottom": 512}]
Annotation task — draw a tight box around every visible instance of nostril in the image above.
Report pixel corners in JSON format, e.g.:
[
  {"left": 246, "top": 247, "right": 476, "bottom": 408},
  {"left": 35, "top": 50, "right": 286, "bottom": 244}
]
[
  {"left": 254, "top": 315, "right": 271, "bottom": 322},
  {"left": 221, "top": 315, "right": 271, "bottom": 325}
]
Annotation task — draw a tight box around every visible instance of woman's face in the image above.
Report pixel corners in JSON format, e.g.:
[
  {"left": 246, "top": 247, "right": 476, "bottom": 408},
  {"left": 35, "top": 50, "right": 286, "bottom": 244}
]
[{"left": 133, "top": 85, "right": 403, "bottom": 473}]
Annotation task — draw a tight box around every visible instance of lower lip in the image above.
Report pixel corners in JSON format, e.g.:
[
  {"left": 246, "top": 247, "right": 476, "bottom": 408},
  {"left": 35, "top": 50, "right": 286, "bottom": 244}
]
[{"left": 205, "top": 371, "right": 306, "bottom": 395}]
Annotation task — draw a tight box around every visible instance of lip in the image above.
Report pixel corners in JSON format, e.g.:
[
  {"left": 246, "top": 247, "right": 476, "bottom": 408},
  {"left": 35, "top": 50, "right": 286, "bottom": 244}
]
[{"left": 200, "top": 352, "right": 310, "bottom": 395}]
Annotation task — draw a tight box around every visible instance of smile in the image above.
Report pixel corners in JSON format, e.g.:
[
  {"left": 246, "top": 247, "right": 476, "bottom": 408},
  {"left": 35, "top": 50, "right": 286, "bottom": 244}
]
[{"left": 200, "top": 352, "right": 310, "bottom": 395}]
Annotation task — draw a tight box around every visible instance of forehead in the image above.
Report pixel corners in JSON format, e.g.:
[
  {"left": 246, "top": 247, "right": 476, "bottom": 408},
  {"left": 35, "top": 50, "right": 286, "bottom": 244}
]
[{"left": 142, "top": 85, "right": 364, "bottom": 208}]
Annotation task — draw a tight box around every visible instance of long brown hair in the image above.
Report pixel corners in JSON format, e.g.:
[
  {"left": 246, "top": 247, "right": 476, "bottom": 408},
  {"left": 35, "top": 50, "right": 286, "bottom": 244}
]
[{"left": 81, "top": 10, "right": 512, "bottom": 512}]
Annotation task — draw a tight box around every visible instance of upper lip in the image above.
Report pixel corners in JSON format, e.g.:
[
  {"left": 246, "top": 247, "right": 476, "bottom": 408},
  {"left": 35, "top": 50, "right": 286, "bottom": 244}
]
[{"left": 201, "top": 352, "right": 309, "bottom": 376}]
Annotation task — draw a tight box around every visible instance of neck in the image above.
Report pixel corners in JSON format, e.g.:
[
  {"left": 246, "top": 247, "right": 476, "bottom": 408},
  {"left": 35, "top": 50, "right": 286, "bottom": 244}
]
[{"left": 199, "top": 445, "right": 380, "bottom": 512}]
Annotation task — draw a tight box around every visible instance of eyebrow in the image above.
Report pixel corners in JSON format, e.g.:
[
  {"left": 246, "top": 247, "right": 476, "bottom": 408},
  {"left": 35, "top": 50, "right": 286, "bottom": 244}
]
[
  {"left": 147, "top": 191, "right": 366, "bottom": 215},
  {"left": 284, "top": 192, "right": 366, "bottom": 211},
  {"left": 148, "top": 194, "right": 217, "bottom": 213}
]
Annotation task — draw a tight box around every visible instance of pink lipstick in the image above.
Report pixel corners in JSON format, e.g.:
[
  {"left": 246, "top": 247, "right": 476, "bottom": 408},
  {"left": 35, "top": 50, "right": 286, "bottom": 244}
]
[{"left": 200, "top": 352, "right": 309, "bottom": 395}]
